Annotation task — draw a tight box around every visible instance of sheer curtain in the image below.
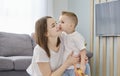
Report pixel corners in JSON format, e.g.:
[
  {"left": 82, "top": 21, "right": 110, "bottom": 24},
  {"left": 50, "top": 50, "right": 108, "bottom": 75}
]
[{"left": 0, "top": 0, "right": 52, "bottom": 34}]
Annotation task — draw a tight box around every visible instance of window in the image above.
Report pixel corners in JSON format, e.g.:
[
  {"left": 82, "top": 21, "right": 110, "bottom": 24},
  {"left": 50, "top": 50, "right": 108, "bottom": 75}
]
[{"left": 0, "top": 0, "right": 48, "bottom": 34}]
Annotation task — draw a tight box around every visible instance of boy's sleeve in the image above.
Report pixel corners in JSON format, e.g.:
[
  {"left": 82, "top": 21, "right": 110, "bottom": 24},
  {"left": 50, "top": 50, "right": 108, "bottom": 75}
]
[{"left": 73, "top": 35, "right": 86, "bottom": 51}]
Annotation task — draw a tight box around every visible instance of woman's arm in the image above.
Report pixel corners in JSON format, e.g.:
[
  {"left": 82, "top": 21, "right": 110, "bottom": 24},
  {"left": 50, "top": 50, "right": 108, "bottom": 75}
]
[
  {"left": 37, "top": 62, "right": 68, "bottom": 76},
  {"left": 37, "top": 62, "right": 51, "bottom": 76},
  {"left": 37, "top": 52, "right": 79, "bottom": 76}
]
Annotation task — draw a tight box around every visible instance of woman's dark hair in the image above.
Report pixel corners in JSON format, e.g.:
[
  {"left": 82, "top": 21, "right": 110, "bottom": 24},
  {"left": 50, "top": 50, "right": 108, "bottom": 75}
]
[{"left": 35, "top": 16, "right": 60, "bottom": 57}]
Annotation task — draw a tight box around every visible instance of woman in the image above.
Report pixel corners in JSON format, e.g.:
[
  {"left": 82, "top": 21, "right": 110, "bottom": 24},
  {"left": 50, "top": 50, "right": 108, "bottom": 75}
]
[{"left": 26, "top": 16, "right": 79, "bottom": 76}]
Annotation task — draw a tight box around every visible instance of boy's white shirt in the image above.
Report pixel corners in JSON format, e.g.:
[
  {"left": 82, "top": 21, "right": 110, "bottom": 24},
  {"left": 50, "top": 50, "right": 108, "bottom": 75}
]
[{"left": 61, "top": 31, "right": 86, "bottom": 69}]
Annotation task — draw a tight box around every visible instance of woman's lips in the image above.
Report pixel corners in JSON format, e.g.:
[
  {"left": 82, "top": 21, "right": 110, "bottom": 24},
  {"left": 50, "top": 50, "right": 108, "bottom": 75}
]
[{"left": 56, "top": 26, "right": 62, "bottom": 32}]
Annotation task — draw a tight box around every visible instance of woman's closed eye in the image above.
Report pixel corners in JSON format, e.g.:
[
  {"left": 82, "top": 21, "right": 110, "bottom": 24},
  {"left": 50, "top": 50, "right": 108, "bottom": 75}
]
[{"left": 51, "top": 23, "right": 57, "bottom": 28}]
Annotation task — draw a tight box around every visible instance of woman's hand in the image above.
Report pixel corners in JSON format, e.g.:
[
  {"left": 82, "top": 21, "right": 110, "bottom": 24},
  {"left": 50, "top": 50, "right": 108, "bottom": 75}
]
[{"left": 64, "top": 51, "right": 80, "bottom": 68}]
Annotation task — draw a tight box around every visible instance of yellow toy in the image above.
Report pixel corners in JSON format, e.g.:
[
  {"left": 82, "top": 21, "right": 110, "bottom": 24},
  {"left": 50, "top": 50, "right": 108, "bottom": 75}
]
[
  {"left": 77, "top": 68, "right": 84, "bottom": 76},
  {"left": 74, "top": 64, "right": 84, "bottom": 76},
  {"left": 75, "top": 68, "right": 84, "bottom": 76},
  {"left": 75, "top": 68, "right": 88, "bottom": 76}
]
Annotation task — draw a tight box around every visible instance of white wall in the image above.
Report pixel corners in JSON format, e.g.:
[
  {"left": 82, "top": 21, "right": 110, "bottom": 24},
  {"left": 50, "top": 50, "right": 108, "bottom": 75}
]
[
  {"left": 47, "top": 0, "right": 54, "bottom": 16},
  {"left": 53, "top": 0, "right": 68, "bottom": 20}
]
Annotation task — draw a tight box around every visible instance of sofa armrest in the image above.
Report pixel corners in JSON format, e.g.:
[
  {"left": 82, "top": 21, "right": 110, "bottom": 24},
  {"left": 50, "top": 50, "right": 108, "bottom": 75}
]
[{"left": 86, "top": 50, "right": 93, "bottom": 60}]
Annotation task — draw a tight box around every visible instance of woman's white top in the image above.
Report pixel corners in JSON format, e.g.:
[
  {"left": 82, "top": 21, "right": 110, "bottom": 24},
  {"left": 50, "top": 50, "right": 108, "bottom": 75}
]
[{"left": 26, "top": 44, "right": 64, "bottom": 76}]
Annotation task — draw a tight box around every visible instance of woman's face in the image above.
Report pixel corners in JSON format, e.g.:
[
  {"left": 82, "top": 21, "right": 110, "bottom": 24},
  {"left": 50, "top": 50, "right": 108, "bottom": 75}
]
[{"left": 47, "top": 18, "right": 62, "bottom": 37}]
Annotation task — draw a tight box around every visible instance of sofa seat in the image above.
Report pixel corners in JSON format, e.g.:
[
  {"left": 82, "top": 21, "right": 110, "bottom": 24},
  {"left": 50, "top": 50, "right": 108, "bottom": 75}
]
[
  {"left": 0, "top": 56, "right": 14, "bottom": 71},
  {"left": 9, "top": 56, "right": 32, "bottom": 70},
  {"left": 0, "top": 56, "right": 32, "bottom": 71},
  {"left": 0, "top": 32, "right": 35, "bottom": 76}
]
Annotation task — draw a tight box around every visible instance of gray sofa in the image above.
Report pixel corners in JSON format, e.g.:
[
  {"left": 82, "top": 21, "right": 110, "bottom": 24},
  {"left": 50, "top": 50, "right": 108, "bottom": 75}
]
[
  {"left": 0, "top": 32, "right": 93, "bottom": 76},
  {"left": 0, "top": 32, "right": 35, "bottom": 76}
]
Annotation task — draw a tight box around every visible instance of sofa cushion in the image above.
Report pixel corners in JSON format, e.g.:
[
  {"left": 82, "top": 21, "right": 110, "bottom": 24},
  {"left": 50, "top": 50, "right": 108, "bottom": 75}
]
[
  {"left": 9, "top": 56, "right": 32, "bottom": 70},
  {"left": 0, "top": 32, "right": 33, "bottom": 56},
  {"left": 0, "top": 56, "right": 14, "bottom": 70}
]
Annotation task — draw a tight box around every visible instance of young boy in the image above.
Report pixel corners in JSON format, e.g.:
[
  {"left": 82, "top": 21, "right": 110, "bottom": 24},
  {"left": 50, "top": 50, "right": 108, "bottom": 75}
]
[{"left": 58, "top": 11, "right": 90, "bottom": 76}]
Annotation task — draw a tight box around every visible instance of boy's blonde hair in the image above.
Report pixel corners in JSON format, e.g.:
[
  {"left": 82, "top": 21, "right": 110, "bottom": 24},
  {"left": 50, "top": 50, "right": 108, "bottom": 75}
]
[{"left": 61, "top": 11, "right": 78, "bottom": 27}]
